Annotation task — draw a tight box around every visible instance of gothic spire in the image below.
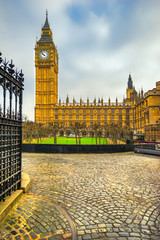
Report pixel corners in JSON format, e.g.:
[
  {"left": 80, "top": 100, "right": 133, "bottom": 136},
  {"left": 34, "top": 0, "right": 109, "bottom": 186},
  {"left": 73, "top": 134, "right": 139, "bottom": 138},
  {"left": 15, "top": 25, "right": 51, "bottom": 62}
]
[
  {"left": 38, "top": 10, "right": 53, "bottom": 43},
  {"left": 42, "top": 10, "right": 50, "bottom": 30}
]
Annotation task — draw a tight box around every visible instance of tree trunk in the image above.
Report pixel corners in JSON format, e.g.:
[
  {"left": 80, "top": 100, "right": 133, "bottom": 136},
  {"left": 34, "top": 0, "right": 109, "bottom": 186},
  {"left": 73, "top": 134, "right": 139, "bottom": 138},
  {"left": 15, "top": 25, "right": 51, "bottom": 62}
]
[
  {"left": 29, "top": 135, "right": 32, "bottom": 143},
  {"left": 96, "top": 134, "right": 97, "bottom": 145},
  {"left": 54, "top": 135, "right": 57, "bottom": 144},
  {"left": 75, "top": 133, "right": 78, "bottom": 144}
]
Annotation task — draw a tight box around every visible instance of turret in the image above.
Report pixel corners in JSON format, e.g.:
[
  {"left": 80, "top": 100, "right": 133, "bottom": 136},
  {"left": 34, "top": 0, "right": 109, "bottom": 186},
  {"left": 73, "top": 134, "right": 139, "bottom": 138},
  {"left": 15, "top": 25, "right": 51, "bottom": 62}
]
[
  {"left": 156, "top": 81, "right": 160, "bottom": 89},
  {"left": 126, "top": 73, "right": 137, "bottom": 103},
  {"left": 127, "top": 74, "right": 133, "bottom": 89}
]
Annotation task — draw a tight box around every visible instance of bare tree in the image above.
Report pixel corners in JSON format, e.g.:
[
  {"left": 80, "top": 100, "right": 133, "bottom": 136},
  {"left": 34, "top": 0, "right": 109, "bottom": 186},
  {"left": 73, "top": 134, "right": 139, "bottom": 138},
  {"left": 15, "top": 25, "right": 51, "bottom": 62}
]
[
  {"left": 91, "top": 123, "right": 102, "bottom": 144},
  {"left": 22, "top": 121, "right": 35, "bottom": 143},
  {"left": 48, "top": 122, "right": 60, "bottom": 144}
]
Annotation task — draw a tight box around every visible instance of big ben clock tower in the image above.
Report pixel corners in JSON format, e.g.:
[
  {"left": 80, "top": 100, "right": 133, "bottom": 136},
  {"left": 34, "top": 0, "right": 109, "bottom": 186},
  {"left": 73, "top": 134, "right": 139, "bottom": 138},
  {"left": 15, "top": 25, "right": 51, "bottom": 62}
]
[{"left": 35, "top": 11, "right": 58, "bottom": 123}]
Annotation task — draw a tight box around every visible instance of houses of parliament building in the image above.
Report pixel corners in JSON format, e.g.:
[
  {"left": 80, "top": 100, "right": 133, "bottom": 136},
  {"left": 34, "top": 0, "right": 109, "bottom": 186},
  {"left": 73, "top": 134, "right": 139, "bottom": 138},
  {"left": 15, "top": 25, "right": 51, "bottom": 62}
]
[{"left": 35, "top": 12, "right": 160, "bottom": 141}]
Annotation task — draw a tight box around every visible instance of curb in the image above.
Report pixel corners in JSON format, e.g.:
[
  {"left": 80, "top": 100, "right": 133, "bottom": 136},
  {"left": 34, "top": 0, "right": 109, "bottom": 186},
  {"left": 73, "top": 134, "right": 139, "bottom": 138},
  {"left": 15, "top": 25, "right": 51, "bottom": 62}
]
[
  {"left": 0, "top": 172, "right": 30, "bottom": 223},
  {"left": 21, "top": 172, "right": 31, "bottom": 193},
  {"left": 134, "top": 148, "right": 160, "bottom": 156}
]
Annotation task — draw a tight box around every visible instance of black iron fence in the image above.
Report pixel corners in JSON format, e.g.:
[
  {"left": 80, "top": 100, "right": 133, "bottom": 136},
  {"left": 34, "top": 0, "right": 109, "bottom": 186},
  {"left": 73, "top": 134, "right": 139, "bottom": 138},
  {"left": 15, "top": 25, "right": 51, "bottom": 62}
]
[
  {"left": 0, "top": 52, "right": 24, "bottom": 202},
  {"left": 136, "top": 142, "right": 160, "bottom": 151}
]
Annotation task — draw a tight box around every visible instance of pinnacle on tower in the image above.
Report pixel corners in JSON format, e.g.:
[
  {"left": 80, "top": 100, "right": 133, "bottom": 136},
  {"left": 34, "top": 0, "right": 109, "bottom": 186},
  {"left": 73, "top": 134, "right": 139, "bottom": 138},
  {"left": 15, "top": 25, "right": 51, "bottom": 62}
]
[
  {"left": 141, "top": 88, "right": 144, "bottom": 98},
  {"left": 116, "top": 97, "right": 118, "bottom": 106},
  {"left": 80, "top": 98, "right": 82, "bottom": 106},
  {"left": 108, "top": 97, "right": 111, "bottom": 106},
  {"left": 101, "top": 97, "right": 103, "bottom": 106},
  {"left": 128, "top": 73, "right": 133, "bottom": 89},
  {"left": 66, "top": 95, "right": 69, "bottom": 104},
  {"left": 42, "top": 10, "right": 50, "bottom": 30}
]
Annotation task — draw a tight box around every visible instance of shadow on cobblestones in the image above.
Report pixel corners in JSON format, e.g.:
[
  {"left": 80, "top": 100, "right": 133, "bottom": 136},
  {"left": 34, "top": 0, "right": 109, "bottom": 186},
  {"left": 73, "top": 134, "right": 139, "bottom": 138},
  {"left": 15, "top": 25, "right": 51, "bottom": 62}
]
[
  {"left": 0, "top": 194, "right": 76, "bottom": 240},
  {"left": 0, "top": 153, "right": 160, "bottom": 240}
]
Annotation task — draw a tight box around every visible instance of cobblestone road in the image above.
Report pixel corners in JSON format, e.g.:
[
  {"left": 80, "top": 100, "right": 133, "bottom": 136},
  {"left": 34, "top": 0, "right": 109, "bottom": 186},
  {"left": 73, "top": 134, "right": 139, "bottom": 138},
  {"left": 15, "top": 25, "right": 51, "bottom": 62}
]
[{"left": 0, "top": 152, "right": 160, "bottom": 240}]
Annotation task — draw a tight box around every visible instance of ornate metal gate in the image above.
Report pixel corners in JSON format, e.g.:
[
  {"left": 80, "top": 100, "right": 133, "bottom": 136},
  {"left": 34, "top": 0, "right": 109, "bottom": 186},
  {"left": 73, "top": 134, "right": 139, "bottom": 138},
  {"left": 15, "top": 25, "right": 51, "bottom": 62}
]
[{"left": 0, "top": 52, "right": 24, "bottom": 202}]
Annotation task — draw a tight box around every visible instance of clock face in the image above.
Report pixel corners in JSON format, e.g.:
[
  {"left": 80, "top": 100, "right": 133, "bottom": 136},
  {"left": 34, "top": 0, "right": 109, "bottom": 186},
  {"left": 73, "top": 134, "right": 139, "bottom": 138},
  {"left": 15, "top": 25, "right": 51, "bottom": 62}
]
[{"left": 39, "top": 50, "right": 49, "bottom": 60}]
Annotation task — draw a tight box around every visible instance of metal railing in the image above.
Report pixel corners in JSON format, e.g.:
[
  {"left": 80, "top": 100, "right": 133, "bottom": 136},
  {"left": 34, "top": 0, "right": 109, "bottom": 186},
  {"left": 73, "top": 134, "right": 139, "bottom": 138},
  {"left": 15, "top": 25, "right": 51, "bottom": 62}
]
[
  {"left": 0, "top": 52, "right": 24, "bottom": 202},
  {"left": 136, "top": 143, "right": 156, "bottom": 150}
]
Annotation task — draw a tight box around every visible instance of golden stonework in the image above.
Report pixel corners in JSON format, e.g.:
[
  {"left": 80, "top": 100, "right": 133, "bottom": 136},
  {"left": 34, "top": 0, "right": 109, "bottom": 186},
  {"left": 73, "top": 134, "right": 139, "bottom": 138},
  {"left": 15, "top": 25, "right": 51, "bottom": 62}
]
[{"left": 35, "top": 12, "right": 58, "bottom": 124}]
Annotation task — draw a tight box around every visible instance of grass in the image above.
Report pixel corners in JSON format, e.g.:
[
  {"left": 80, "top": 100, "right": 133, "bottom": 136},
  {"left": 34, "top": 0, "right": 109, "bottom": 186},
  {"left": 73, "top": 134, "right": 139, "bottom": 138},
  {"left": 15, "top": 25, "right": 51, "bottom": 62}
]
[{"left": 23, "top": 137, "right": 109, "bottom": 145}]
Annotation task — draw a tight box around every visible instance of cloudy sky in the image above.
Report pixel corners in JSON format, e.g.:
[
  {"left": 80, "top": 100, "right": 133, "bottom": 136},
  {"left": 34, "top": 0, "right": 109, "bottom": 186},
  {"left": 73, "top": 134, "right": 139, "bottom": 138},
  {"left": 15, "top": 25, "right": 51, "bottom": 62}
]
[{"left": 0, "top": 0, "right": 160, "bottom": 120}]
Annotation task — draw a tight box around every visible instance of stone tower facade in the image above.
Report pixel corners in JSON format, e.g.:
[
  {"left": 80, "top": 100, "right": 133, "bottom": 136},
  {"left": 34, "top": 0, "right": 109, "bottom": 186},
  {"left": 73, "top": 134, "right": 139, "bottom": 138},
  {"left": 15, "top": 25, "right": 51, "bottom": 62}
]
[{"left": 35, "top": 11, "right": 58, "bottom": 123}]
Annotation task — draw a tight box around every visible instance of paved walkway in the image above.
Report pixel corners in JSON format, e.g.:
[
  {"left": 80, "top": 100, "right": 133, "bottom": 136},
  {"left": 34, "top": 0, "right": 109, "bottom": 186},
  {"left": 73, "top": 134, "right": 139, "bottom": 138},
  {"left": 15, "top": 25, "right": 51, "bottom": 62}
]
[{"left": 0, "top": 152, "right": 159, "bottom": 240}]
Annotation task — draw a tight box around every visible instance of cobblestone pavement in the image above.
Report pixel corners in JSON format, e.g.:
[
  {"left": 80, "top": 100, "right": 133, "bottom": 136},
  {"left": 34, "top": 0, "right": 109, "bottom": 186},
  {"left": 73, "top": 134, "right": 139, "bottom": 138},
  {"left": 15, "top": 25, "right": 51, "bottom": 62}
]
[{"left": 0, "top": 152, "right": 160, "bottom": 240}]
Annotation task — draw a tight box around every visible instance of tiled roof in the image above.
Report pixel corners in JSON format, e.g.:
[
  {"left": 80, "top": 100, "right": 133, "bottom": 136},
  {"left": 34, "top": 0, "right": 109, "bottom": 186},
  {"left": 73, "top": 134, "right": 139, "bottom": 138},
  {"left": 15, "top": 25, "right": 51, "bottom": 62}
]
[{"left": 38, "top": 35, "right": 52, "bottom": 43}]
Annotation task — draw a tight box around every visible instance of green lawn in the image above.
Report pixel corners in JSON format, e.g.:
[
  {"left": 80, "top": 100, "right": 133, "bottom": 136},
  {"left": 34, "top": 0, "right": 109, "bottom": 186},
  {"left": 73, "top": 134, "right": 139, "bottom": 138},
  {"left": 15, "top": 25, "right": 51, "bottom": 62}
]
[{"left": 25, "top": 137, "right": 109, "bottom": 145}]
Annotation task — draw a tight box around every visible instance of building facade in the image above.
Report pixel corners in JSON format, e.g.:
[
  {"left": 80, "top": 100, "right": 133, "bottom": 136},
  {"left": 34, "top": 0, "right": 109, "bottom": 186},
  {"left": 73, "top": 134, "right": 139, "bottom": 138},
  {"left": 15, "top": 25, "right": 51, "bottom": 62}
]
[
  {"left": 35, "top": 13, "right": 160, "bottom": 141},
  {"left": 135, "top": 82, "right": 160, "bottom": 141}
]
